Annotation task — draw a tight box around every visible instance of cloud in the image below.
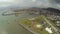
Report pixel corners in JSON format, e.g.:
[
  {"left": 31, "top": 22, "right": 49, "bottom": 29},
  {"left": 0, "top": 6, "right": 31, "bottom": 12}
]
[
  {"left": 0, "top": 0, "right": 60, "bottom": 10},
  {"left": 33, "top": 0, "right": 60, "bottom": 9},
  {"left": 0, "top": 0, "right": 20, "bottom": 8},
  {"left": 50, "top": 0, "right": 60, "bottom": 4}
]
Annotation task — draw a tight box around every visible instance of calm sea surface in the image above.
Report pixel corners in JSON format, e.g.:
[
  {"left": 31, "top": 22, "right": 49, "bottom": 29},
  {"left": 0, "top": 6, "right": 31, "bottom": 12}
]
[{"left": 0, "top": 11, "right": 32, "bottom": 34}]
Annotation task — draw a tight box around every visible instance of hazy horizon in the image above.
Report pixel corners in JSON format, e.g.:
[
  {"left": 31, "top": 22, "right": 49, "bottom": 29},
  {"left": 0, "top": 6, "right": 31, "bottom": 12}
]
[{"left": 0, "top": 0, "right": 60, "bottom": 10}]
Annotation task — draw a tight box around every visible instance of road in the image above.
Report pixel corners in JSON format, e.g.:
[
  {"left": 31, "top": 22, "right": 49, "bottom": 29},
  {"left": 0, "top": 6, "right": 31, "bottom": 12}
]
[{"left": 41, "top": 15, "right": 59, "bottom": 34}]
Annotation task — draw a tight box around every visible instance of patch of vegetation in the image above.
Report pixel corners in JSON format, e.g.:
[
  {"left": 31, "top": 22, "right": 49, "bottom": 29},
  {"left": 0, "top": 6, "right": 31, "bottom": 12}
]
[{"left": 19, "top": 16, "right": 49, "bottom": 34}]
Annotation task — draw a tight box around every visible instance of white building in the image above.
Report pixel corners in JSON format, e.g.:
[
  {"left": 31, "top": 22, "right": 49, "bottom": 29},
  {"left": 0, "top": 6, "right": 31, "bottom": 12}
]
[{"left": 45, "top": 27, "right": 53, "bottom": 34}]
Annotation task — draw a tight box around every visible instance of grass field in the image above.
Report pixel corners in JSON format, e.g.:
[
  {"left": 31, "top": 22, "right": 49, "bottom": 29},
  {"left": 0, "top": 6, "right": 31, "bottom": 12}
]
[{"left": 19, "top": 16, "right": 49, "bottom": 34}]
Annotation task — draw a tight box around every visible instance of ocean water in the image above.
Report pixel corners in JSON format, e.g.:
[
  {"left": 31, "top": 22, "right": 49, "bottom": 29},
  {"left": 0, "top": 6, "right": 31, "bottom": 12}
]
[{"left": 0, "top": 11, "right": 32, "bottom": 34}]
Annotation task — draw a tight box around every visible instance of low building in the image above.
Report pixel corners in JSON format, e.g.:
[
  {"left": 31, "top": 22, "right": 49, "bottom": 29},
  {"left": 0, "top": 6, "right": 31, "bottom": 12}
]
[{"left": 45, "top": 27, "right": 53, "bottom": 34}]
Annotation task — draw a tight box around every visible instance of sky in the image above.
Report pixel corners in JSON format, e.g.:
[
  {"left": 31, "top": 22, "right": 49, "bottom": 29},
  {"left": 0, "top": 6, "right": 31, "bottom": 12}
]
[{"left": 0, "top": 0, "right": 60, "bottom": 10}]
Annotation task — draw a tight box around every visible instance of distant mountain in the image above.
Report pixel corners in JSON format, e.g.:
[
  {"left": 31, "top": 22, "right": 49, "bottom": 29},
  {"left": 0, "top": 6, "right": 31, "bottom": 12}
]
[{"left": 45, "top": 7, "right": 60, "bottom": 13}]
